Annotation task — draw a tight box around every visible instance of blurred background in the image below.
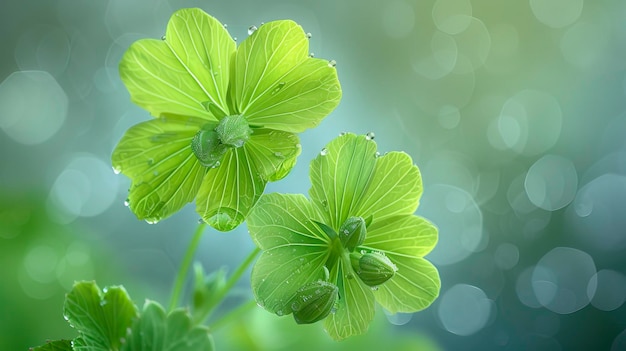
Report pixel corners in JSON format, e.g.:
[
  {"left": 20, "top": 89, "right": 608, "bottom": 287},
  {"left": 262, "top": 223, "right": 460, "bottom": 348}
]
[{"left": 1, "top": 0, "right": 626, "bottom": 350}]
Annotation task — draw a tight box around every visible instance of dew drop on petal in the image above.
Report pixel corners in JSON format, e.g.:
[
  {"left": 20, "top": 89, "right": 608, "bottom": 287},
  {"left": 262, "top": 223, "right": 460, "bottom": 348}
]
[
  {"left": 306, "top": 32, "right": 312, "bottom": 39},
  {"left": 123, "top": 199, "right": 129, "bottom": 207},
  {"left": 112, "top": 166, "right": 121, "bottom": 174},
  {"left": 248, "top": 25, "right": 258, "bottom": 35},
  {"left": 161, "top": 35, "right": 166, "bottom": 40},
  {"left": 309, "top": 52, "right": 315, "bottom": 58},
  {"left": 328, "top": 59, "right": 336, "bottom": 68},
  {"left": 365, "top": 132, "right": 375, "bottom": 141},
  {"left": 320, "top": 148, "right": 328, "bottom": 156}
]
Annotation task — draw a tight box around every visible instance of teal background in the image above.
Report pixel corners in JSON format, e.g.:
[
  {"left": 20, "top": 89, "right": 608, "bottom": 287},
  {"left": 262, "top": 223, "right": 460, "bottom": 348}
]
[{"left": 1, "top": 0, "right": 626, "bottom": 350}]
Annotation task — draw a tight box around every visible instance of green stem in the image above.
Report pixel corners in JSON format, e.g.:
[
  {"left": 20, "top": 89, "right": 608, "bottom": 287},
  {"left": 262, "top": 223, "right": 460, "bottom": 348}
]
[
  {"left": 168, "top": 222, "right": 207, "bottom": 312},
  {"left": 194, "top": 246, "right": 261, "bottom": 324},
  {"left": 209, "top": 299, "right": 257, "bottom": 331}
]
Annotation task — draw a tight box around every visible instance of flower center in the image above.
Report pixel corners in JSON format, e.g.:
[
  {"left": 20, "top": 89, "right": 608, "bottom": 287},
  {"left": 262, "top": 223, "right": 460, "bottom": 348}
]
[{"left": 191, "top": 115, "right": 252, "bottom": 168}]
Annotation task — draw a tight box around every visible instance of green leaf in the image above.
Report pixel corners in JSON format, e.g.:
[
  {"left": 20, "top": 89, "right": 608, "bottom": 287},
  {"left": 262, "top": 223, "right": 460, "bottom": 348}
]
[
  {"left": 245, "top": 128, "right": 301, "bottom": 181},
  {"left": 120, "top": 8, "right": 235, "bottom": 119},
  {"left": 123, "top": 301, "right": 214, "bottom": 351},
  {"left": 195, "top": 147, "right": 264, "bottom": 231},
  {"left": 192, "top": 264, "right": 227, "bottom": 321},
  {"left": 29, "top": 340, "right": 72, "bottom": 351},
  {"left": 247, "top": 193, "right": 329, "bottom": 249},
  {"left": 251, "top": 245, "right": 329, "bottom": 316},
  {"left": 232, "top": 20, "right": 341, "bottom": 133},
  {"left": 363, "top": 215, "right": 438, "bottom": 258},
  {"left": 372, "top": 256, "right": 440, "bottom": 314},
  {"left": 324, "top": 258, "right": 375, "bottom": 340},
  {"left": 112, "top": 115, "right": 207, "bottom": 223},
  {"left": 63, "top": 281, "right": 139, "bottom": 351},
  {"left": 354, "top": 151, "right": 423, "bottom": 222},
  {"left": 309, "top": 133, "right": 377, "bottom": 229}
]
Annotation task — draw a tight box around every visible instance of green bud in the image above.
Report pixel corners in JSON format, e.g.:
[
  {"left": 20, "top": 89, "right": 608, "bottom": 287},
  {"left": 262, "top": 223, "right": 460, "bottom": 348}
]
[
  {"left": 289, "top": 280, "right": 338, "bottom": 324},
  {"left": 216, "top": 115, "right": 252, "bottom": 148},
  {"left": 339, "top": 216, "right": 366, "bottom": 251},
  {"left": 191, "top": 129, "right": 228, "bottom": 167},
  {"left": 353, "top": 251, "right": 397, "bottom": 287}
]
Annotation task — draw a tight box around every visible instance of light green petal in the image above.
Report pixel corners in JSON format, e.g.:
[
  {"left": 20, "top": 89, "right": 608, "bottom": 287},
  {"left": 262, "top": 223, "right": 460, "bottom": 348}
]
[
  {"left": 251, "top": 245, "right": 329, "bottom": 316},
  {"left": 248, "top": 193, "right": 329, "bottom": 250},
  {"left": 354, "top": 151, "right": 423, "bottom": 222},
  {"left": 195, "top": 146, "right": 264, "bottom": 231},
  {"left": 362, "top": 215, "right": 438, "bottom": 258},
  {"left": 324, "top": 259, "right": 375, "bottom": 340},
  {"left": 232, "top": 20, "right": 341, "bottom": 133},
  {"left": 120, "top": 8, "right": 235, "bottom": 120},
  {"left": 372, "top": 256, "right": 440, "bottom": 314},
  {"left": 309, "top": 133, "right": 377, "bottom": 229},
  {"left": 246, "top": 129, "right": 301, "bottom": 182},
  {"left": 112, "top": 116, "right": 207, "bottom": 223}
]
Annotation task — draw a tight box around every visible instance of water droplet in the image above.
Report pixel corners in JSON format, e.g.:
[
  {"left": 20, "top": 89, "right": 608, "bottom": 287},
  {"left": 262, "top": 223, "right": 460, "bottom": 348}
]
[
  {"left": 147, "top": 158, "right": 154, "bottom": 166},
  {"left": 371, "top": 286, "right": 379, "bottom": 291},
  {"left": 63, "top": 314, "right": 69, "bottom": 321},
  {"left": 339, "top": 132, "right": 346, "bottom": 136},
  {"left": 248, "top": 25, "right": 258, "bottom": 35},
  {"left": 347, "top": 273, "right": 354, "bottom": 279},
  {"left": 320, "top": 148, "right": 328, "bottom": 156},
  {"left": 100, "top": 299, "right": 108, "bottom": 306},
  {"left": 375, "top": 151, "right": 381, "bottom": 158},
  {"left": 271, "top": 82, "right": 286, "bottom": 95},
  {"left": 309, "top": 52, "right": 315, "bottom": 58},
  {"left": 197, "top": 218, "right": 204, "bottom": 224},
  {"left": 161, "top": 35, "right": 166, "bottom": 40},
  {"left": 234, "top": 37, "right": 238, "bottom": 42},
  {"left": 145, "top": 219, "right": 157, "bottom": 224},
  {"left": 112, "top": 166, "right": 121, "bottom": 174},
  {"left": 124, "top": 199, "right": 129, "bottom": 207},
  {"left": 274, "top": 151, "right": 283, "bottom": 158},
  {"left": 102, "top": 287, "right": 108, "bottom": 293},
  {"left": 153, "top": 171, "right": 159, "bottom": 176},
  {"left": 306, "top": 32, "right": 312, "bottom": 39},
  {"left": 211, "top": 160, "right": 221, "bottom": 168},
  {"left": 328, "top": 59, "right": 337, "bottom": 68},
  {"left": 276, "top": 309, "right": 285, "bottom": 316},
  {"left": 365, "top": 132, "right": 375, "bottom": 141}
]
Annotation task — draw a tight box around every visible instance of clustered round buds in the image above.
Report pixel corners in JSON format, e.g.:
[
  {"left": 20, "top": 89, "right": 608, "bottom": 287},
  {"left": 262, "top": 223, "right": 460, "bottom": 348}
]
[
  {"left": 191, "top": 115, "right": 252, "bottom": 168},
  {"left": 289, "top": 280, "right": 339, "bottom": 324},
  {"left": 339, "top": 216, "right": 366, "bottom": 252},
  {"left": 351, "top": 251, "right": 397, "bottom": 287}
]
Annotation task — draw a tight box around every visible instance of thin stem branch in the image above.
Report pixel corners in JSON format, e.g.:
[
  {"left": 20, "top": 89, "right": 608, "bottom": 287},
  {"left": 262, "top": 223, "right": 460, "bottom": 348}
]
[
  {"left": 168, "top": 222, "right": 207, "bottom": 312},
  {"left": 194, "top": 246, "right": 261, "bottom": 324},
  {"left": 209, "top": 299, "right": 257, "bottom": 331}
]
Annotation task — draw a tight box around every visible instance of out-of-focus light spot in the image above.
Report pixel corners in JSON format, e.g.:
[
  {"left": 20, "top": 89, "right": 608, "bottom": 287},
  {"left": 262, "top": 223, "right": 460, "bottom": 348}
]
[
  {"left": 484, "top": 23, "right": 520, "bottom": 73},
  {"left": 425, "top": 152, "right": 478, "bottom": 195},
  {"left": 93, "top": 66, "right": 120, "bottom": 94},
  {"left": 489, "top": 90, "right": 562, "bottom": 155},
  {"left": 0, "top": 71, "right": 68, "bottom": 145},
  {"left": 494, "top": 243, "right": 519, "bottom": 270},
  {"left": 438, "top": 104, "right": 461, "bottom": 129},
  {"left": 14, "top": 25, "right": 71, "bottom": 77},
  {"left": 0, "top": 206, "right": 31, "bottom": 239},
  {"left": 532, "top": 247, "right": 596, "bottom": 314},
  {"left": 524, "top": 155, "right": 578, "bottom": 211},
  {"left": 432, "top": 0, "right": 472, "bottom": 35},
  {"left": 413, "top": 62, "right": 475, "bottom": 114},
  {"left": 384, "top": 310, "right": 413, "bottom": 326},
  {"left": 47, "top": 155, "right": 119, "bottom": 223},
  {"left": 24, "top": 245, "right": 59, "bottom": 283},
  {"left": 420, "top": 184, "right": 484, "bottom": 265},
  {"left": 56, "top": 241, "right": 95, "bottom": 290},
  {"left": 452, "top": 17, "right": 491, "bottom": 74},
  {"left": 438, "top": 284, "right": 493, "bottom": 336},
  {"left": 104, "top": 0, "right": 172, "bottom": 39},
  {"left": 529, "top": 0, "right": 584, "bottom": 28},
  {"left": 18, "top": 268, "right": 56, "bottom": 300},
  {"left": 517, "top": 266, "right": 542, "bottom": 308},
  {"left": 381, "top": 0, "right": 415, "bottom": 39},
  {"left": 613, "top": 329, "right": 626, "bottom": 351},
  {"left": 568, "top": 174, "right": 626, "bottom": 252},
  {"left": 412, "top": 31, "right": 458, "bottom": 80},
  {"left": 560, "top": 12, "right": 610, "bottom": 69},
  {"left": 587, "top": 269, "right": 626, "bottom": 311}
]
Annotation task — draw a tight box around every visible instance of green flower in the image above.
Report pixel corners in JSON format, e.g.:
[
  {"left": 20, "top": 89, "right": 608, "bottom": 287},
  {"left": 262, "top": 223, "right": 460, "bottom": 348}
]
[
  {"left": 248, "top": 133, "right": 440, "bottom": 340},
  {"left": 112, "top": 8, "right": 341, "bottom": 230}
]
